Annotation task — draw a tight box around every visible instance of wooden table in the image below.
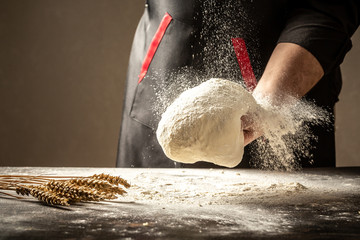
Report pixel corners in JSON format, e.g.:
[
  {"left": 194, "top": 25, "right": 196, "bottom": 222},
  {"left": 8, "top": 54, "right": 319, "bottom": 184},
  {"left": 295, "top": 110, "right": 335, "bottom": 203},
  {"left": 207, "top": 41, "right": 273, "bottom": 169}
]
[{"left": 1, "top": 167, "right": 359, "bottom": 239}]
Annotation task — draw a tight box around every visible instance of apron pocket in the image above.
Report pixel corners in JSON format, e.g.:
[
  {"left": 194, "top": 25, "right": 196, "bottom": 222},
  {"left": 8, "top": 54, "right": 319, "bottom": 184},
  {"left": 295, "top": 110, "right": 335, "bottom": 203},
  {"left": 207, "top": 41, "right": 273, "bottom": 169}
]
[{"left": 130, "top": 12, "right": 195, "bottom": 130}]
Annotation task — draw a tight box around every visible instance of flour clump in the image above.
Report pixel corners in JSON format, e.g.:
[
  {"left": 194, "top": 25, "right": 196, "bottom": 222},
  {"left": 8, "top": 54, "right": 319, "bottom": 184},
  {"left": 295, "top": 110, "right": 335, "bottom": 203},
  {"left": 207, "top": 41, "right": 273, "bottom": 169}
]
[{"left": 156, "top": 78, "right": 258, "bottom": 168}]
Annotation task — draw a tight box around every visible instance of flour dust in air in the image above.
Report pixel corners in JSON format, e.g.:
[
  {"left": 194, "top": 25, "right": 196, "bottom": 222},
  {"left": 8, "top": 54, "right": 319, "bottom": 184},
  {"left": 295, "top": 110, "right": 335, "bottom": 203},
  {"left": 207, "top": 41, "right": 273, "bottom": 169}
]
[{"left": 251, "top": 93, "right": 331, "bottom": 171}]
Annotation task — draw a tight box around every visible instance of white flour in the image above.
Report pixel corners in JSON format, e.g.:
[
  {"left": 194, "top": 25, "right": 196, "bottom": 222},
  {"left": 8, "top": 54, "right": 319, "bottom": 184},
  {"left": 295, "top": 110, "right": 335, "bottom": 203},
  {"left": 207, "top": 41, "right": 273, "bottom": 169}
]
[
  {"left": 123, "top": 169, "right": 314, "bottom": 206},
  {"left": 252, "top": 94, "right": 330, "bottom": 170}
]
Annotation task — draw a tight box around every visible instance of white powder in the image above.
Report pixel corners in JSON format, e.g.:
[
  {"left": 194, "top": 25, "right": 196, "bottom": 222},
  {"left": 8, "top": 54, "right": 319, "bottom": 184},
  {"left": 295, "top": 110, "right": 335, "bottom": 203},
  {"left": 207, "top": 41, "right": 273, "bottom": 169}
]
[
  {"left": 124, "top": 169, "right": 314, "bottom": 206},
  {"left": 156, "top": 78, "right": 259, "bottom": 168},
  {"left": 251, "top": 94, "right": 330, "bottom": 170}
]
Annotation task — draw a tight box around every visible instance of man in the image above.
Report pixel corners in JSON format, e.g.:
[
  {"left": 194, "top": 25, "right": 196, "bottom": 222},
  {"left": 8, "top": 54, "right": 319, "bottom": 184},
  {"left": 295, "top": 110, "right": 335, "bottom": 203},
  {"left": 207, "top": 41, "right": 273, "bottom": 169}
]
[{"left": 117, "top": 0, "right": 359, "bottom": 168}]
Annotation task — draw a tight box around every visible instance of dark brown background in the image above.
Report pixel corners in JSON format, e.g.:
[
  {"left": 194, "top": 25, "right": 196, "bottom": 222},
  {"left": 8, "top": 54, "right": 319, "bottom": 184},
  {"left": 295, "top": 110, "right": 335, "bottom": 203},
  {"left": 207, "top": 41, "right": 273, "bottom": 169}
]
[{"left": 0, "top": 0, "right": 359, "bottom": 167}]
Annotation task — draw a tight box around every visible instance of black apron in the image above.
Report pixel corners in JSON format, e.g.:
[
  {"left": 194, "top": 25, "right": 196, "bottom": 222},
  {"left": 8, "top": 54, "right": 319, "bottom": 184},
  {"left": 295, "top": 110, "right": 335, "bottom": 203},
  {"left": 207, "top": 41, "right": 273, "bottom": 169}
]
[{"left": 117, "top": 0, "right": 357, "bottom": 168}]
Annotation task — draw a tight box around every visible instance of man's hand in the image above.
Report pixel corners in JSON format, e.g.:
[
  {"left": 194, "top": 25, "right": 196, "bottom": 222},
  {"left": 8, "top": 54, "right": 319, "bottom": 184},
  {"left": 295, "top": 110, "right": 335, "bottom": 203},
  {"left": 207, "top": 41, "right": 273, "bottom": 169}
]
[
  {"left": 241, "top": 114, "right": 263, "bottom": 146},
  {"left": 241, "top": 42, "right": 324, "bottom": 146}
]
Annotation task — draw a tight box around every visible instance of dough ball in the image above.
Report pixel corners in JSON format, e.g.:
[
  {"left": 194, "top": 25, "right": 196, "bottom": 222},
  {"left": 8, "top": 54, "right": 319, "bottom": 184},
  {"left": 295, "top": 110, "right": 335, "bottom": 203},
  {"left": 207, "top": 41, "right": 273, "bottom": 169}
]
[{"left": 156, "top": 78, "right": 257, "bottom": 168}]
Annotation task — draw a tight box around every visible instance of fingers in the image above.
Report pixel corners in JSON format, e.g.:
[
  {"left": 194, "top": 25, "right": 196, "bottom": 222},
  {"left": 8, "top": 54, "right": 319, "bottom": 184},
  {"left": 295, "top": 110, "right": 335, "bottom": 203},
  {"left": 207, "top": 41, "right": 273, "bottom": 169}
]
[
  {"left": 243, "top": 129, "right": 255, "bottom": 146},
  {"left": 241, "top": 114, "right": 263, "bottom": 146},
  {"left": 241, "top": 115, "right": 254, "bottom": 130},
  {"left": 243, "top": 129, "right": 263, "bottom": 146}
]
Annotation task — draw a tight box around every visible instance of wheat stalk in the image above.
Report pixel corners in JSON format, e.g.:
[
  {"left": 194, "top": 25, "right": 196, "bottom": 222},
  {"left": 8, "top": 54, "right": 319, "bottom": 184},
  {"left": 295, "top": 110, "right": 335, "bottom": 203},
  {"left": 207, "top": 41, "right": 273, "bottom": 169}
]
[
  {"left": 0, "top": 173, "right": 130, "bottom": 206},
  {"left": 91, "top": 173, "right": 131, "bottom": 188}
]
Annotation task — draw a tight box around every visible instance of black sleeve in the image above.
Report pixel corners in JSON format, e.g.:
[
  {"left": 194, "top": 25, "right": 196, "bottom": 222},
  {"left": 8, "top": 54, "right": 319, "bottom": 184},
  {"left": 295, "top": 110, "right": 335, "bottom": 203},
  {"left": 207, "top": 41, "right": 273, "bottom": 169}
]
[{"left": 278, "top": 0, "right": 359, "bottom": 75}]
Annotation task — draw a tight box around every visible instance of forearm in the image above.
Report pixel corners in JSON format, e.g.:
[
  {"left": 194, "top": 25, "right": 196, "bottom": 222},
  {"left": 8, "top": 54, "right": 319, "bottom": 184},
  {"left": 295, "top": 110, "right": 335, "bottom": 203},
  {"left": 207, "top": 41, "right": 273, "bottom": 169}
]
[
  {"left": 253, "top": 42, "right": 324, "bottom": 104},
  {"left": 243, "top": 42, "right": 324, "bottom": 146}
]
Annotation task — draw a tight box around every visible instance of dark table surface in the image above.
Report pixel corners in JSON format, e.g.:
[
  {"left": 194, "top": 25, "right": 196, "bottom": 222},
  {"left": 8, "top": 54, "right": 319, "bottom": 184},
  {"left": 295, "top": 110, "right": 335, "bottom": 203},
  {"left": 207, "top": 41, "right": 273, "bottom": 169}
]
[{"left": 0, "top": 167, "right": 359, "bottom": 240}]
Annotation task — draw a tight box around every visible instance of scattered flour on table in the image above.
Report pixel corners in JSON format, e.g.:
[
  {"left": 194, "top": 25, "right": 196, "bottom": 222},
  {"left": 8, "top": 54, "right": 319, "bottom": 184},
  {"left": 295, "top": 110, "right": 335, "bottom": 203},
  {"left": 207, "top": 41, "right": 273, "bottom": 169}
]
[{"left": 123, "top": 170, "right": 310, "bottom": 206}]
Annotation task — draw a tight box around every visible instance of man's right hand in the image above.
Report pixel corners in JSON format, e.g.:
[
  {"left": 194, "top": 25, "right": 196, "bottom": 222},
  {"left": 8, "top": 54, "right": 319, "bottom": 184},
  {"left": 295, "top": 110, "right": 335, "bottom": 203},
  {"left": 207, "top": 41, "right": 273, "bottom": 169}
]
[{"left": 241, "top": 114, "right": 263, "bottom": 146}]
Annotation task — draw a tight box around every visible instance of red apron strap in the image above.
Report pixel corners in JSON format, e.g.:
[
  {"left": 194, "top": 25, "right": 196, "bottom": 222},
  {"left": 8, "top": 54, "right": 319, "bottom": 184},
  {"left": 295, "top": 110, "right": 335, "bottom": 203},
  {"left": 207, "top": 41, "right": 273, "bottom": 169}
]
[
  {"left": 232, "top": 38, "right": 257, "bottom": 91},
  {"left": 138, "top": 12, "right": 173, "bottom": 84}
]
